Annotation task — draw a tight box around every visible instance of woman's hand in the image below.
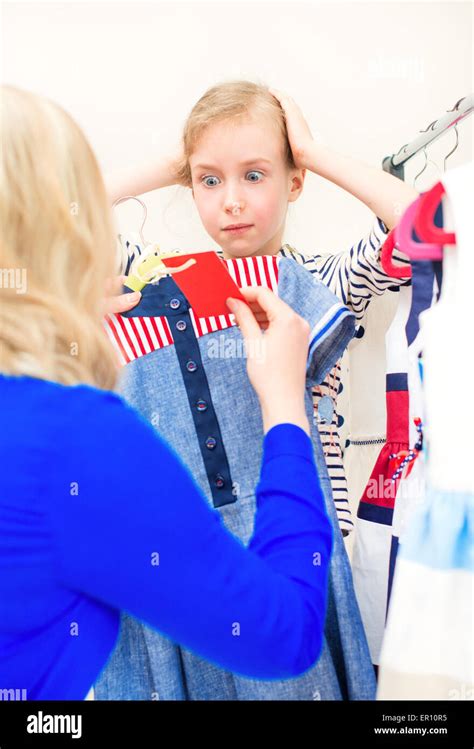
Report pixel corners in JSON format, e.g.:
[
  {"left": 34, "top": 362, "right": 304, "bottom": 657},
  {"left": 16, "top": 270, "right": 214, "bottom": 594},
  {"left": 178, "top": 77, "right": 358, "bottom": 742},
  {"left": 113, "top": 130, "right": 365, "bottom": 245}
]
[
  {"left": 103, "top": 276, "right": 141, "bottom": 316},
  {"left": 269, "top": 87, "right": 318, "bottom": 172},
  {"left": 226, "top": 287, "right": 310, "bottom": 435}
]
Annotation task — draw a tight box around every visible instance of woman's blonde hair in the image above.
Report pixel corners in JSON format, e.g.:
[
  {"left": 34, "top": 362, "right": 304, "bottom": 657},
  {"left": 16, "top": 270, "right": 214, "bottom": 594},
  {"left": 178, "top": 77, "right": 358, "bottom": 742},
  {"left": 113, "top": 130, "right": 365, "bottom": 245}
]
[
  {"left": 0, "top": 85, "right": 119, "bottom": 390},
  {"left": 175, "top": 79, "right": 296, "bottom": 187}
]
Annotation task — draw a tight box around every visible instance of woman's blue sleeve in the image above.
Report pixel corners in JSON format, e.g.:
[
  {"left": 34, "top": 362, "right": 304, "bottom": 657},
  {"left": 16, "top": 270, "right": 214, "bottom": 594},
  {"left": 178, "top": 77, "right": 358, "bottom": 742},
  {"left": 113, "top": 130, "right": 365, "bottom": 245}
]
[{"left": 47, "top": 398, "right": 333, "bottom": 679}]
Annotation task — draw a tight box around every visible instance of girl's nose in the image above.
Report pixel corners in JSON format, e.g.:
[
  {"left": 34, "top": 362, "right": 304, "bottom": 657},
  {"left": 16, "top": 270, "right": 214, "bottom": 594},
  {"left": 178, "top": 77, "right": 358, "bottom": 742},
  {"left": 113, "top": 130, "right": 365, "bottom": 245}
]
[{"left": 225, "top": 200, "right": 243, "bottom": 216}]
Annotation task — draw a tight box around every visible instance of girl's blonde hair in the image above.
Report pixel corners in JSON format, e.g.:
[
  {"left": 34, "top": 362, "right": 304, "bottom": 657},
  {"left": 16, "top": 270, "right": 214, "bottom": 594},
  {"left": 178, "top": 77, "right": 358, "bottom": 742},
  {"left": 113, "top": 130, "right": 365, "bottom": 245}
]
[
  {"left": 175, "top": 79, "right": 296, "bottom": 187},
  {"left": 0, "top": 85, "right": 119, "bottom": 390}
]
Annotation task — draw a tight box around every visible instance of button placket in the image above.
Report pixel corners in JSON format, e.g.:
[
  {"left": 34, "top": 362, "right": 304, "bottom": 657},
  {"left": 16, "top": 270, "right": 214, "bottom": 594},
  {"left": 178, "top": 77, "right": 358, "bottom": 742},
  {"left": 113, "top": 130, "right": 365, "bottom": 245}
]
[{"left": 162, "top": 278, "right": 235, "bottom": 509}]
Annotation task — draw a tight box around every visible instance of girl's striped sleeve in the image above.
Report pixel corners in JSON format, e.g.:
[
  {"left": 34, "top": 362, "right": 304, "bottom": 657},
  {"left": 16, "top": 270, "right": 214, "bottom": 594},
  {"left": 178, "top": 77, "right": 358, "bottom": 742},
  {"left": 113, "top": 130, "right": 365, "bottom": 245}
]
[{"left": 286, "top": 217, "right": 411, "bottom": 322}]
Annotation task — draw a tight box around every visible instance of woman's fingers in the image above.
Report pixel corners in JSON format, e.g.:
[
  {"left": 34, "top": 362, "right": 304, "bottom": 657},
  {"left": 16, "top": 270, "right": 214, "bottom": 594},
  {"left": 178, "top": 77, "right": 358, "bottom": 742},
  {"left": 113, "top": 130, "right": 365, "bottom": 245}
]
[
  {"left": 238, "top": 286, "right": 287, "bottom": 323},
  {"left": 103, "top": 275, "right": 141, "bottom": 315},
  {"left": 226, "top": 297, "right": 262, "bottom": 339},
  {"left": 229, "top": 283, "right": 311, "bottom": 434},
  {"left": 232, "top": 287, "right": 275, "bottom": 328},
  {"left": 103, "top": 275, "right": 141, "bottom": 316},
  {"left": 228, "top": 286, "right": 298, "bottom": 334},
  {"left": 245, "top": 304, "right": 268, "bottom": 323},
  {"left": 103, "top": 292, "right": 141, "bottom": 316}
]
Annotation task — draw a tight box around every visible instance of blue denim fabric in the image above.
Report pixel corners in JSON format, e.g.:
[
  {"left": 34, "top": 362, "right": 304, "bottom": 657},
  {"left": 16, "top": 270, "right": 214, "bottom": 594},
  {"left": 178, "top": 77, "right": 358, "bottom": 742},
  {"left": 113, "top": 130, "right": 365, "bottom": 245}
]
[{"left": 94, "top": 258, "right": 375, "bottom": 700}]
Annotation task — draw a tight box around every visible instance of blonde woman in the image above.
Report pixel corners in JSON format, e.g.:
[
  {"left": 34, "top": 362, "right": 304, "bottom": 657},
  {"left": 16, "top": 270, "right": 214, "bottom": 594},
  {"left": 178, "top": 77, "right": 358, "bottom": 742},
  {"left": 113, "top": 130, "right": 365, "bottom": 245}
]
[{"left": 0, "top": 86, "right": 333, "bottom": 700}]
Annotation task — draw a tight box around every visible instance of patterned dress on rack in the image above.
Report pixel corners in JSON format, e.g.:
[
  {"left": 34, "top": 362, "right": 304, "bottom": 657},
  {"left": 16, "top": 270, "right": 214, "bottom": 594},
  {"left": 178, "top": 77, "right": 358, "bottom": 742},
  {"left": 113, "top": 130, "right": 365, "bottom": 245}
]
[
  {"left": 378, "top": 162, "right": 474, "bottom": 699},
  {"left": 278, "top": 217, "right": 411, "bottom": 536}
]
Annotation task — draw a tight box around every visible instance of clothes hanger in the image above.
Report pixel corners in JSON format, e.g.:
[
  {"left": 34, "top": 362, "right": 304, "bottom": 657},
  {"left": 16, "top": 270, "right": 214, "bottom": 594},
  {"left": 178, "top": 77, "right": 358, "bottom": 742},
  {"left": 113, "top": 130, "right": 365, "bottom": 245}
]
[
  {"left": 113, "top": 195, "right": 150, "bottom": 247},
  {"left": 413, "top": 125, "right": 458, "bottom": 245},
  {"left": 379, "top": 149, "right": 430, "bottom": 275},
  {"left": 112, "top": 195, "right": 196, "bottom": 291},
  {"left": 380, "top": 147, "right": 441, "bottom": 273},
  {"left": 381, "top": 103, "right": 465, "bottom": 272},
  {"left": 413, "top": 147, "right": 429, "bottom": 190},
  {"left": 395, "top": 194, "right": 443, "bottom": 261},
  {"left": 389, "top": 146, "right": 443, "bottom": 261},
  {"left": 380, "top": 229, "right": 412, "bottom": 278}
]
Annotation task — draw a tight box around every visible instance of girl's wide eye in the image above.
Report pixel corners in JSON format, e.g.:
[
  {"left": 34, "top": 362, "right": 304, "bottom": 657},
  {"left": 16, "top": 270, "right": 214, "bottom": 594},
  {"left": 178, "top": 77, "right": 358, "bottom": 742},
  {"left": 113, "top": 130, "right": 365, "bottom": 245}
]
[
  {"left": 202, "top": 175, "right": 220, "bottom": 187},
  {"left": 201, "top": 170, "right": 263, "bottom": 187}
]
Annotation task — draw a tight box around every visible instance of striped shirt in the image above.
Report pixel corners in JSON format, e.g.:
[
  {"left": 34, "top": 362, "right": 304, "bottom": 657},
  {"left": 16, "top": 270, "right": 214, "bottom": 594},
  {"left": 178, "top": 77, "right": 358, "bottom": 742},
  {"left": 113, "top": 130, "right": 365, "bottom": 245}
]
[{"left": 278, "top": 217, "right": 411, "bottom": 535}]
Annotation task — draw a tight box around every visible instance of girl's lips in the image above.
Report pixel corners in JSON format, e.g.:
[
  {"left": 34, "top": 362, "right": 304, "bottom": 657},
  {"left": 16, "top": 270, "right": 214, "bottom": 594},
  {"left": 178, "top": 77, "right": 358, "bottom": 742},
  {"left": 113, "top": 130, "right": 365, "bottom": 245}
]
[{"left": 223, "top": 225, "right": 253, "bottom": 235}]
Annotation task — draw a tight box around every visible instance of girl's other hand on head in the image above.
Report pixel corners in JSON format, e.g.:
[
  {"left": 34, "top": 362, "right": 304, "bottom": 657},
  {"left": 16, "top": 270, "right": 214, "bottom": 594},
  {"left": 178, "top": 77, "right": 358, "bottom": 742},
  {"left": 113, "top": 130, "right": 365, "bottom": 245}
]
[
  {"left": 268, "top": 87, "right": 316, "bottom": 171},
  {"left": 168, "top": 140, "right": 188, "bottom": 187}
]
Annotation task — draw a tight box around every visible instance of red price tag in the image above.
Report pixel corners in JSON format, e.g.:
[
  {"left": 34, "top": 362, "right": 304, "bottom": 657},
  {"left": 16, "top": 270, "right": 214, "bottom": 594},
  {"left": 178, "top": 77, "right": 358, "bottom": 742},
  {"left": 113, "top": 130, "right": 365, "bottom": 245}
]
[{"left": 160, "top": 251, "right": 247, "bottom": 317}]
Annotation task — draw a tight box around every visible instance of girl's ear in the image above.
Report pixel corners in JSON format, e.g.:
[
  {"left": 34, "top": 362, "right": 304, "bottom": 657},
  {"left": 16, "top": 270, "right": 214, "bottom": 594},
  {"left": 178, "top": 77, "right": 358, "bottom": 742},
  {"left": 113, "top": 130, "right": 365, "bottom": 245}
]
[{"left": 288, "top": 168, "right": 306, "bottom": 203}]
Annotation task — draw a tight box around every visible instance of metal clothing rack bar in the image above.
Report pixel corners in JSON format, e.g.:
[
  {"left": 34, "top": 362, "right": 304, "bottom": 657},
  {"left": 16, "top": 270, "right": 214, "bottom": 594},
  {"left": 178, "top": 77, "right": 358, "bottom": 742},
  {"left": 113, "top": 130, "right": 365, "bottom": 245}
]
[{"left": 382, "top": 93, "right": 473, "bottom": 178}]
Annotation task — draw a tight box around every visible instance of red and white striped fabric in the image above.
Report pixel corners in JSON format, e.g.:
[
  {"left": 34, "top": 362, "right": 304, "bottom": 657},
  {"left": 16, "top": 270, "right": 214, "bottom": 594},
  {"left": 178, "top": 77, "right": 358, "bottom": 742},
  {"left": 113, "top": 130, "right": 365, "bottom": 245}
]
[{"left": 104, "top": 255, "right": 280, "bottom": 367}]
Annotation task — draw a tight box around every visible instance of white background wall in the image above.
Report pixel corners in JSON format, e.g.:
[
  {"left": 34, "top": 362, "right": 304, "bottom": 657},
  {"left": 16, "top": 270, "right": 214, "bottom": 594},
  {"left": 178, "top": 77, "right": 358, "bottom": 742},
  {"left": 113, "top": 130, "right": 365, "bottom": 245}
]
[
  {"left": 3, "top": 1, "right": 471, "bottom": 249},
  {"left": 2, "top": 1, "right": 472, "bottom": 554}
]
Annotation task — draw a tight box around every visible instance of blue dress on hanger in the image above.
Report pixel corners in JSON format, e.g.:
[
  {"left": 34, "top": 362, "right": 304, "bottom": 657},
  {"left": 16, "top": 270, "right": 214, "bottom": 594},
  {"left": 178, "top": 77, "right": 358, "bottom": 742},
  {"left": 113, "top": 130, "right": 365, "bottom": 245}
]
[{"left": 96, "top": 253, "right": 376, "bottom": 700}]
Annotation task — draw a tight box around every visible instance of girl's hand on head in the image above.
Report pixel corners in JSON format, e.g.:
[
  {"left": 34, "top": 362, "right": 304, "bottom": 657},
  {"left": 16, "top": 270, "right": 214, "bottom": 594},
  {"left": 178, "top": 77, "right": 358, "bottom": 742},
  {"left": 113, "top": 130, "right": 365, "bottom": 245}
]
[
  {"left": 226, "top": 287, "right": 310, "bottom": 435},
  {"left": 106, "top": 141, "right": 188, "bottom": 203},
  {"left": 168, "top": 140, "right": 189, "bottom": 187},
  {"left": 268, "top": 87, "right": 318, "bottom": 172},
  {"left": 103, "top": 275, "right": 141, "bottom": 316}
]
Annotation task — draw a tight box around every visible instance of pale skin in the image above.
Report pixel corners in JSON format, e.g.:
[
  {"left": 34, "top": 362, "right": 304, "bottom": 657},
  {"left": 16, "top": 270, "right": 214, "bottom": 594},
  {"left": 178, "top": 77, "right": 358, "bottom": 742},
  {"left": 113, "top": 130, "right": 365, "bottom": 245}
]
[{"left": 104, "top": 88, "right": 418, "bottom": 433}]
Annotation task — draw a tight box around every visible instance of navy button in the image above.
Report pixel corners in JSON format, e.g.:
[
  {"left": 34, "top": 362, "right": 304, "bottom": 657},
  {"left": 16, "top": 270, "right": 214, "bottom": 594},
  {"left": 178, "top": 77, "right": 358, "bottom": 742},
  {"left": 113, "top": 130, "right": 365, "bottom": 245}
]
[
  {"left": 196, "top": 399, "right": 208, "bottom": 412},
  {"left": 205, "top": 437, "right": 217, "bottom": 450},
  {"left": 176, "top": 320, "right": 187, "bottom": 332},
  {"left": 170, "top": 298, "right": 181, "bottom": 310},
  {"left": 215, "top": 474, "right": 225, "bottom": 488},
  {"left": 186, "top": 360, "right": 198, "bottom": 373}
]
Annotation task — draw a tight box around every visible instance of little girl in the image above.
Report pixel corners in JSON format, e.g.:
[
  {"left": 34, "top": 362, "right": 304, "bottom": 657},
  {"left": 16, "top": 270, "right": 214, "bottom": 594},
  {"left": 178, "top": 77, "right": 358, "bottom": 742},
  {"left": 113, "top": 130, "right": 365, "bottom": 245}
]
[
  {"left": 97, "top": 80, "right": 415, "bottom": 701},
  {"left": 107, "top": 81, "right": 415, "bottom": 536}
]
